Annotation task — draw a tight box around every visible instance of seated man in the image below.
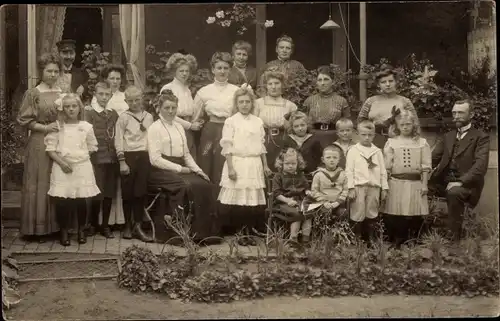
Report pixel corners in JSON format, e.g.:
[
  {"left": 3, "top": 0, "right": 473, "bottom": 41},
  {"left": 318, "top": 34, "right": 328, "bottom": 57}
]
[{"left": 430, "top": 99, "right": 490, "bottom": 241}]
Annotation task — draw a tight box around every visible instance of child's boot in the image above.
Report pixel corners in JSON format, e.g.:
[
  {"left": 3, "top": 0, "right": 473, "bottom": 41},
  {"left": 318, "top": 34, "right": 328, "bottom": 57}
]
[
  {"left": 88, "top": 200, "right": 100, "bottom": 236},
  {"left": 100, "top": 198, "right": 114, "bottom": 239},
  {"left": 122, "top": 200, "right": 133, "bottom": 239},
  {"left": 77, "top": 201, "right": 87, "bottom": 244},
  {"left": 59, "top": 213, "right": 70, "bottom": 246}
]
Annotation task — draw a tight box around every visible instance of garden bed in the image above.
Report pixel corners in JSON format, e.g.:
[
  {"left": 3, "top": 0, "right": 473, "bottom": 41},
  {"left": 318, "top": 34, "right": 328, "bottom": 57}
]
[{"left": 118, "top": 238, "right": 499, "bottom": 303}]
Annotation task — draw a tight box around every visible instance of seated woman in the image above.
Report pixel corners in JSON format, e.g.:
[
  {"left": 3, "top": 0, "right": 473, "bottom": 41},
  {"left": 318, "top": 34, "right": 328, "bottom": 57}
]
[{"left": 147, "top": 90, "right": 220, "bottom": 244}]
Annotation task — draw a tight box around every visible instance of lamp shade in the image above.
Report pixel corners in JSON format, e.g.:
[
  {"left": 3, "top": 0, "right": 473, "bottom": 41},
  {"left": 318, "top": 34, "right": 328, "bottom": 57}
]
[{"left": 320, "top": 18, "right": 340, "bottom": 30}]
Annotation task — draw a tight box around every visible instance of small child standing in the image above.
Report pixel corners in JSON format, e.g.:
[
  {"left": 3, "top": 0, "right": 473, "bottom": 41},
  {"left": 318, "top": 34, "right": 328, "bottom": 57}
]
[
  {"left": 382, "top": 110, "right": 431, "bottom": 247},
  {"left": 345, "top": 120, "right": 389, "bottom": 246},
  {"left": 282, "top": 111, "right": 323, "bottom": 176},
  {"left": 115, "top": 86, "right": 154, "bottom": 242},
  {"left": 218, "top": 85, "right": 272, "bottom": 245},
  {"left": 46, "top": 94, "right": 100, "bottom": 246},
  {"left": 85, "top": 82, "right": 119, "bottom": 238},
  {"left": 309, "top": 145, "right": 349, "bottom": 227},
  {"left": 332, "top": 118, "right": 356, "bottom": 169},
  {"left": 272, "top": 148, "right": 313, "bottom": 245}
]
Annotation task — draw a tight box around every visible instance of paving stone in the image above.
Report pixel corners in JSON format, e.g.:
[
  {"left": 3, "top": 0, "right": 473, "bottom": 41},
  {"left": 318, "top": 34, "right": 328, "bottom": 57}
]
[
  {"left": 50, "top": 242, "right": 67, "bottom": 253},
  {"left": 35, "top": 241, "right": 54, "bottom": 253},
  {"left": 23, "top": 242, "right": 39, "bottom": 252},
  {"left": 8, "top": 244, "right": 25, "bottom": 253},
  {"left": 65, "top": 244, "right": 80, "bottom": 253}
]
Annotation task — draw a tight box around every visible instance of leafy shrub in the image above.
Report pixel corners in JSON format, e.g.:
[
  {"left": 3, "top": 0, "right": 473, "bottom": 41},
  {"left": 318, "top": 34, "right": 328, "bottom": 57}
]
[
  {"left": 2, "top": 253, "right": 21, "bottom": 319},
  {"left": 0, "top": 100, "right": 24, "bottom": 170},
  {"left": 81, "top": 44, "right": 111, "bottom": 105},
  {"left": 362, "top": 54, "right": 496, "bottom": 132}
]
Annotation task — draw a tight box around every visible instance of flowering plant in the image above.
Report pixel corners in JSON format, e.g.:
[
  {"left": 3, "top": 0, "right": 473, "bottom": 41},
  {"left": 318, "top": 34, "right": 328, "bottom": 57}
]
[
  {"left": 206, "top": 4, "right": 274, "bottom": 35},
  {"left": 81, "top": 44, "right": 111, "bottom": 104}
]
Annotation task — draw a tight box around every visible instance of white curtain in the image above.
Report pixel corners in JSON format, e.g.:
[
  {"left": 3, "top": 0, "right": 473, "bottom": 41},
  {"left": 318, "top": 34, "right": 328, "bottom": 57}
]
[
  {"left": 36, "top": 6, "right": 67, "bottom": 55},
  {"left": 119, "top": 4, "right": 145, "bottom": 89}
]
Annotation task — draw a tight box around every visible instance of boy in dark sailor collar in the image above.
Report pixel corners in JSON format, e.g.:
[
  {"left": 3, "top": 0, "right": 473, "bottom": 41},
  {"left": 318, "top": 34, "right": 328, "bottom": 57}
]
[
  {"left": 115, "top": 85, "right": 154, "bottom": 242},
  {"left": 307, "top": 145, "right": 349, "bottom": 230},
  {"left": 84, "top": 81, "right": 119, "bottom": 238}
]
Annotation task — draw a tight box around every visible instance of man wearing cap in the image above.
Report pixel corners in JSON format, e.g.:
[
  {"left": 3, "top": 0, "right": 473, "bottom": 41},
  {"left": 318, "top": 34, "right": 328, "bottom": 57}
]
[{"left": 56, "top": 39, "right": 87, "bottom": 97}]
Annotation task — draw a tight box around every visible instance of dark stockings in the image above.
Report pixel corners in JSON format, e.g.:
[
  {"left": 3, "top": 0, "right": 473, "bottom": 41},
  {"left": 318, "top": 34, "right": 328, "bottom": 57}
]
[{"left": 54, "top": 197, "right": 87, "bottom": 246}]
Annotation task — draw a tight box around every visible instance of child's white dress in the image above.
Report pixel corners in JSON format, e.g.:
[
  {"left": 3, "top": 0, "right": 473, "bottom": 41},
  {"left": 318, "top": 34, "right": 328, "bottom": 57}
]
[
  {"left": 45, "top": 121, "right": 100, "bottom": 199},
  {"left": 383, "top": 136, "right": 431, "bottom": 216},
  {"left": 218, "top": 112, "right": 266, "bottom": 206}
]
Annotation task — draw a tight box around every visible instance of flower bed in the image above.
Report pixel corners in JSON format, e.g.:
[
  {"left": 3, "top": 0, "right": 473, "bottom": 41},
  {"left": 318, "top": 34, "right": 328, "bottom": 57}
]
[{"left": 118, "top": 236, "right": 499, "bottom": 303}]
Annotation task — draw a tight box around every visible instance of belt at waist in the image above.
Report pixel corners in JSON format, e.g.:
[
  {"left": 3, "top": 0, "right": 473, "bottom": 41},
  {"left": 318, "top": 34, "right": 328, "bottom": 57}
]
[
  {"left": 391, "top": 173, "right": 422, "bottom": 181},
  {"left": 313, "top": 123, "right": 335, "bottom": 131},
  {"left": 209, "top": 115, "right": 227, "bottom": 123},
  {"left": 161, "top": 154, "right": 184, "bottom": 166}
]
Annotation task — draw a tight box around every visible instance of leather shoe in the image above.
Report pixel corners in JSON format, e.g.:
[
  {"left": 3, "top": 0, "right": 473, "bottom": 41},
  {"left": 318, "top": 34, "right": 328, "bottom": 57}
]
[{"left": 132, "top": 223, "right": 153, "bottom": 243}]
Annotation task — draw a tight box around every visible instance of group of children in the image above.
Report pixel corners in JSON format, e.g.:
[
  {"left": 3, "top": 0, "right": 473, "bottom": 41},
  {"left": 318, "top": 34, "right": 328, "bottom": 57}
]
[
  {"left": 46, "top": 80, "right": 430, "bottom": 248},
  {"left": 46, "top": 82, "right": 153, "bottom": 246},
  {"left": 219, "top": 85, "right": 430, "bottom": 247}
]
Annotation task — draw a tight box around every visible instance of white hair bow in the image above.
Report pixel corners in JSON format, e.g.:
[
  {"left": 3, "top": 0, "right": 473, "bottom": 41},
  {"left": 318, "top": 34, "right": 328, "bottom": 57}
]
[
  {"left": 54, "top": 93, "right": 68, "bottom": 111},
  {"left": 240, "top": 83, "right": 254, "bottom": 95}
]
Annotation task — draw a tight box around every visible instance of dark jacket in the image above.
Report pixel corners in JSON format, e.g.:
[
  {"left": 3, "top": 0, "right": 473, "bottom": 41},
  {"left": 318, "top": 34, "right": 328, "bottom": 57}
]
[
  {"left": 282, "top": 134, "right": 323, "bottom": 175},
  {"left": 228, "top": 66, "right": 257, "bottom": 89},
  {"left": 431, "top": 127, "right": 490, "bottom": 206},
  {"left": 271, "top": 171, "right": 309, "bottom": 205},
  {"left": 84, "top": 108, "right": 119, "bottom": 164}
]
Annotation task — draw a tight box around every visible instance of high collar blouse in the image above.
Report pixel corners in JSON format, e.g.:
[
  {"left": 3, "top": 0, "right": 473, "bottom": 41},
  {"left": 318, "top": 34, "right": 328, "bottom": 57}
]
[
  {"left": 193, "top": 80, "right": 239, "bottom": 120},
  {"left": 254, "top": 96, "right": 298, "bottom": 128},
  {"left": 160, "top": 78, "right": 195, "bottom": 118},
  {"left": 304, "top": 91, "right": 350, "bottom": 124}
]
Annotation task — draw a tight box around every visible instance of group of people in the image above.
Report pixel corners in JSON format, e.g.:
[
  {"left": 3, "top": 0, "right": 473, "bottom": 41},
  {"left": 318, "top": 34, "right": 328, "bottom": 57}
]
[{"left": 16, "top": 35, "right": 490, "bottom": 249}]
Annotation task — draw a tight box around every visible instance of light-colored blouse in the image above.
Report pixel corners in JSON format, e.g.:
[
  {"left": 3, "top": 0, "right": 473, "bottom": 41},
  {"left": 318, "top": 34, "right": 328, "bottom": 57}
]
[
  {"left": 220, "top": 112, "right": 266, "bottom": 157},
  {"left": 44, "top": 121, "right": 98, "bottom": 163},
  {"left": 147, "top": 116, "right": 202, "bottom": 174},
  {"left": 193, "top": 80, "right": 240, "bottom": 120},
  {"left": 160, "top": 78, "right": 195, "bottom": 129},
  {"left": 358, "top": 94, "right": 416, "bottom": 125},
  {"left": 114, "top": 111, "right": 154, "bottom": 157},
  {"left": 254, "top": 96, "right": 298, "bottom": 128},
  {"left": 383, "top": 137, "right": 432, "bottom": 175}
]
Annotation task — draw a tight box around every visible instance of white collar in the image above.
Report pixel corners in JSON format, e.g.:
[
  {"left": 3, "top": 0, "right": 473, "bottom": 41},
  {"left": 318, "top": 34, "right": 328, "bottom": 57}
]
[
  {"left": 159, "top": 114, "right": 175, "bottom": 126},
  {"left": 91, "top": 98, "right": 107, "bottom": 113},
  {"left": 63, "top": 64, "right": 73, "bottom": 72},
  {"left": 172, "top": 77, "right": 189, "bottom": 89},
  {"left": 36, "top": 82, "right": 62, "bottom": 93},
  {"left": 458, "top": 123, "right": 472, "bottom": 133},
  {"left": 354, "top": 142, "right": 378, "bottom": 158}
]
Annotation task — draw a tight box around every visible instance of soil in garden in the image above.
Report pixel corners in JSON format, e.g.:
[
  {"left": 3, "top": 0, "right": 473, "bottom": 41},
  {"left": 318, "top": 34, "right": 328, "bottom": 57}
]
[{"left": 6, "top": 279, "right": 500, "bottom": 319}]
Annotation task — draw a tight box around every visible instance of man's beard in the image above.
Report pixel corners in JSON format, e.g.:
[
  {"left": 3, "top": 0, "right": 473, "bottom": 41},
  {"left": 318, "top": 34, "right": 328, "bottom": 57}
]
[{"left": 63, "top": 59, "right": 74, "bottom": 66}]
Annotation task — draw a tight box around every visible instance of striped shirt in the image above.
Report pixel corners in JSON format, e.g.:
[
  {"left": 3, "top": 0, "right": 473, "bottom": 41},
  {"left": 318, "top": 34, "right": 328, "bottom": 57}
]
[
  {"left": 304, "top": 92, "right": 350, "bottom": 125},
  {"left": 255, "top": 96, "right": 298, "bottom": 128},
  {"left": 358, "top": 94, "right": 416, "bottom": 125}
]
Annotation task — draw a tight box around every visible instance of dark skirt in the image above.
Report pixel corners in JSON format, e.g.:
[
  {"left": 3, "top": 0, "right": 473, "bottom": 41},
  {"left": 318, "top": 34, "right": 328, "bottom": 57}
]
[
  {"left": 121, "top": 151, "right": 150, "bottom": 200},
  {"left": 198, "top": 121, "right": 225, "bottom": 187},
  {"left": 311, "top": 129, "right": 338, "bottom": 149},
  {"left": 20, "top": 131, "right": 58, "bottom": 236},
  {"left": 265, "top": 128, "right": 286, "bottom": 172},
  {"left": 148, "top": 156, "right": 220, "bottom": 241},
  {"left": 185, "top": 129, "right": 198, "bottom": 163}
]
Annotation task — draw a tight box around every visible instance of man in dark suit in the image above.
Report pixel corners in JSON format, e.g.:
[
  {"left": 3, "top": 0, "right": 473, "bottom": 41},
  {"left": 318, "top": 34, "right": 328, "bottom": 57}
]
[
  {"left": 56, "top": 39, "right": 87, "bottom": 97},
  {"left": 430, "top": 99, "right": 490, "bottom": 241}
]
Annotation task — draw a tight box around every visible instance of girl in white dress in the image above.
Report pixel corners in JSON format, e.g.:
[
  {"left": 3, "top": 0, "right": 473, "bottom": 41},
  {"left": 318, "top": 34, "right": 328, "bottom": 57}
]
[
  {"left": 382, "top": 110, "right": 431, "bottom": 247},
  {"left": 218, "top": 85, "right": 272, "bottom": 244},
  {"left": 46, "top": 94, "right": 100, "bottom": 246}
]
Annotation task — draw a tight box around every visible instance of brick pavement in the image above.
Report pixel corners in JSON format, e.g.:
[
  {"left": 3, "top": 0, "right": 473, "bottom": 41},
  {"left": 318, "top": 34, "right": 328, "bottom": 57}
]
[{"left": 1, "top": 228, "right": 268, "bottom": 257}]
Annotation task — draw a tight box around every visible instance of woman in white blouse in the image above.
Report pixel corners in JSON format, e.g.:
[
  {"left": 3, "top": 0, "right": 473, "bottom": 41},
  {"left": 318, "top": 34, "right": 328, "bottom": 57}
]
[
  {"left": 255, "top": 71, "right": 298, "bottom": 172},
  {"left": 159, "top": 53, "right": 202, "bottom": 161},
  {"left": 147, "top": 90, "right": 220, "bottom": 243},
  {"left": 192, "top": 52, "right": 240, "bottom": 186}
]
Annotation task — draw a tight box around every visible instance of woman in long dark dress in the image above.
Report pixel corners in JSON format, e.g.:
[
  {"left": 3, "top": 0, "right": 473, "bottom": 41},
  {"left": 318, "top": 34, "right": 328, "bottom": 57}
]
[
  {"left": 357, "top": 65, "right": 418, "bottom": 149},
  {"left": 16, "top": 53, "right": 63, "bottom": 242},
  {"left": 147, "top": 90, "right": 220, "bottom": 243}
]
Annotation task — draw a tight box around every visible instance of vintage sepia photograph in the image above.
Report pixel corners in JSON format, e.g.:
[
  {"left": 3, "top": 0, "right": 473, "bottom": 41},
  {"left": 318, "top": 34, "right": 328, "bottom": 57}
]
[{"left": 0, "top": 2, "right": 498, "bottom": 319}]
